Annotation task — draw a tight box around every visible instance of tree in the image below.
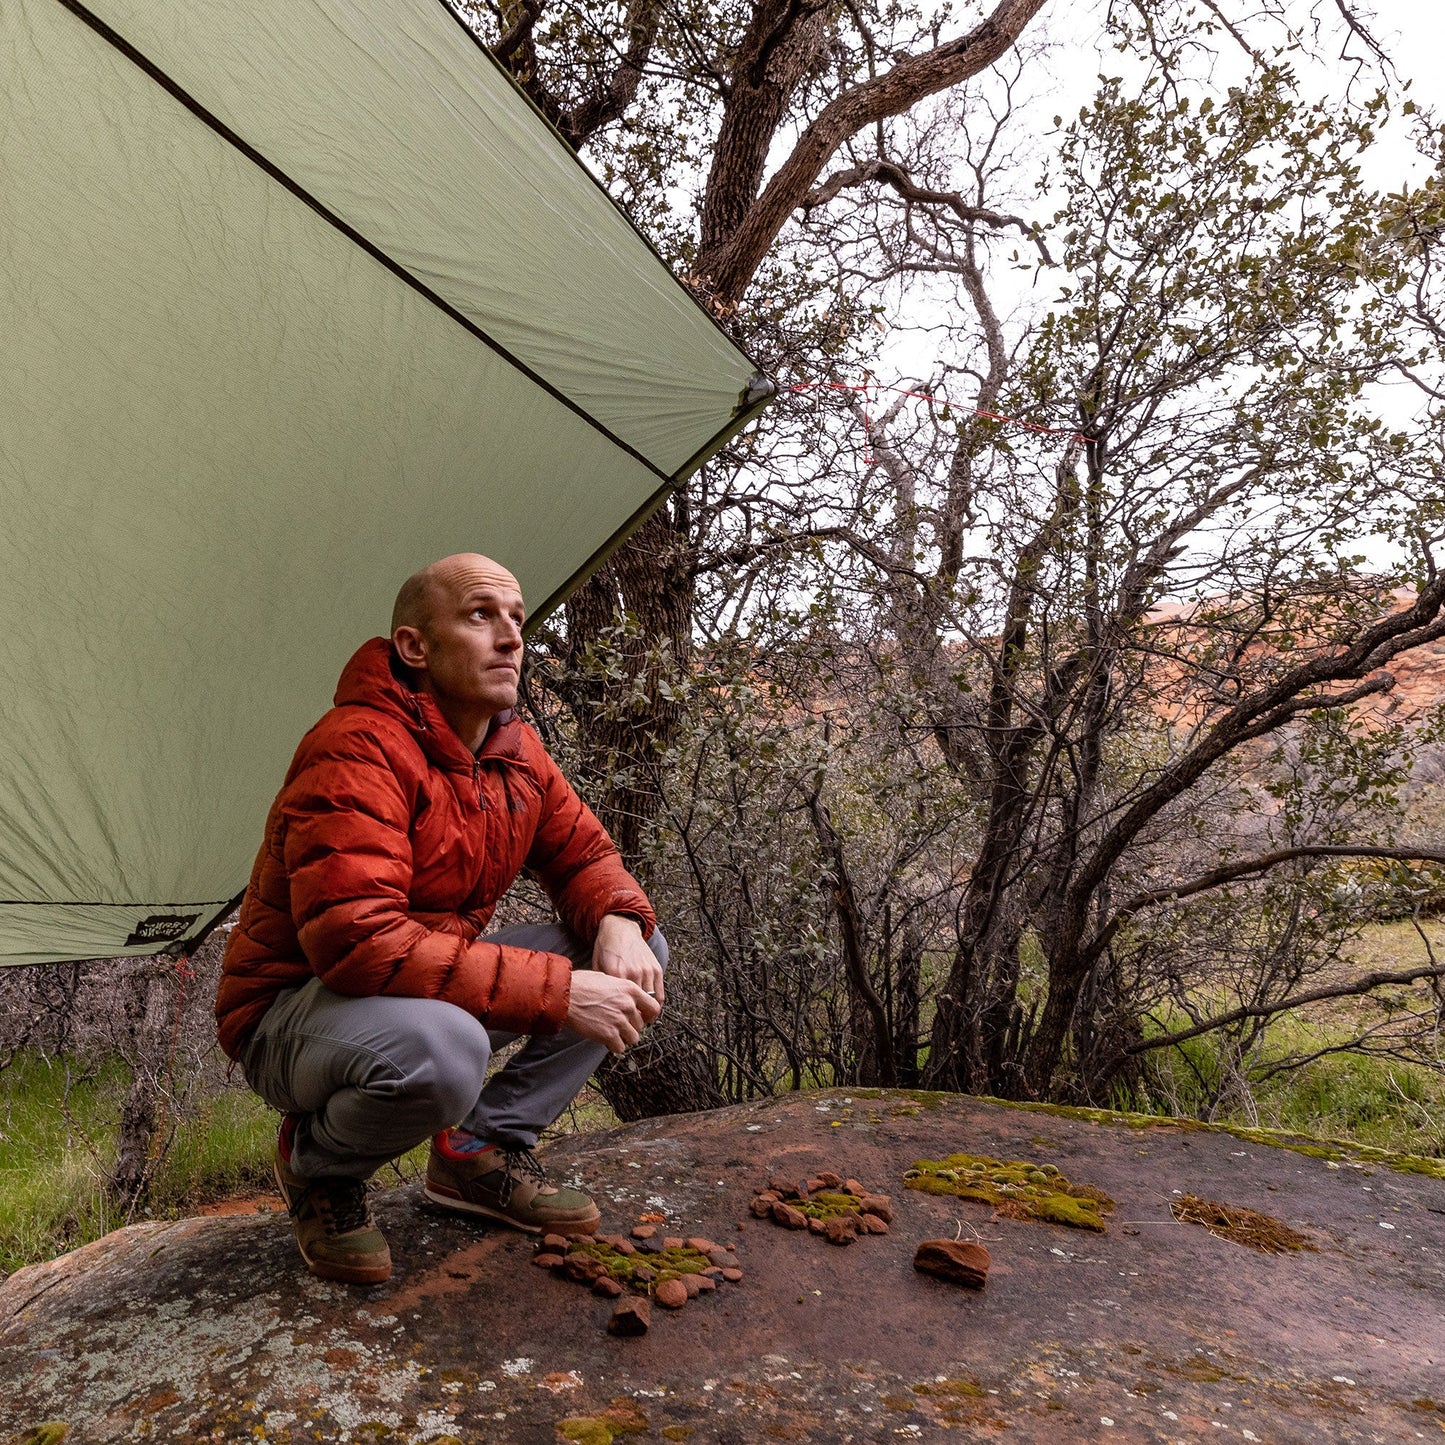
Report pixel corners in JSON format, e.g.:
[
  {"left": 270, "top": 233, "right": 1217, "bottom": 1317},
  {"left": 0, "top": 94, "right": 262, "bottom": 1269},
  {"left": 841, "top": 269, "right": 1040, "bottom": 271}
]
[
  {"left": 476, "top": 0, "right": 1445, "bottom": 1114},
  {"left": 793, "top": 8, "right": 1445, "bottom": 1098}
]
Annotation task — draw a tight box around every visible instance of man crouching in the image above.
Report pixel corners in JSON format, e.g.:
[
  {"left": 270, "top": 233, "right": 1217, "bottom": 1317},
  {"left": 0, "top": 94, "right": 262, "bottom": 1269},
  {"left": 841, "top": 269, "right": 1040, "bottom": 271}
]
[{"left": 215, "top": 553, "right": 664, "bottom": 1284}]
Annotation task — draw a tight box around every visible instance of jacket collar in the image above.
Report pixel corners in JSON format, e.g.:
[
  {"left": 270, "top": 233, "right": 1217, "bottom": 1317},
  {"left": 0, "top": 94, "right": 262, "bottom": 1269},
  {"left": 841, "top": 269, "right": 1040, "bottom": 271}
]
[{"left": 333, "top": 638, "right": 524, "bottom": 772}]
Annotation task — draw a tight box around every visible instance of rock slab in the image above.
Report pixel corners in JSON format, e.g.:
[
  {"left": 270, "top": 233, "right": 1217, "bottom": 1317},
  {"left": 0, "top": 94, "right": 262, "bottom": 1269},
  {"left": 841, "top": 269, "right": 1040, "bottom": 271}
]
[{"left": 2, "top": 1089, "right": 1443, "bottom": 1443}]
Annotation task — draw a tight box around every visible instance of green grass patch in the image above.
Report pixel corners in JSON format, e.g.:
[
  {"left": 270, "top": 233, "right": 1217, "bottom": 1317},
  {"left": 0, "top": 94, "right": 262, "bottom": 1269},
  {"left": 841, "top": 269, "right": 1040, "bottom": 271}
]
[{"left": 0, "top": 1053, "right": 282, "bottom": 1275}]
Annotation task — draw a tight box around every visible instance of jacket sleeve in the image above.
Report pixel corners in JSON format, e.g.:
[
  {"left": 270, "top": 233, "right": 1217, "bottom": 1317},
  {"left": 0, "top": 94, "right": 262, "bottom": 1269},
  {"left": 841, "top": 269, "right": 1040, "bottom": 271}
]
[
  {"left": 523, "top": 741, "right": 657, "bottom": 944},
  {"left": 281, "top": 727, "right": 571, "bottom": 1033}
]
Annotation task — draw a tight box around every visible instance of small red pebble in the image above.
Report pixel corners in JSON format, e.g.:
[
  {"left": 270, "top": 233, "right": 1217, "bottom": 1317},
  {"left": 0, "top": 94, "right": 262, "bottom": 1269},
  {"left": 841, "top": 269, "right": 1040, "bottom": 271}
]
[
  {"left": 614, "top": 1239, "right": 637, "bottom": 1256},
  {"left": 844, "top": 1179, "right": 866, "bottom": 1196},
  {"left": 858, "top": 1194, "right": 893, "bottom": 1223},
  {"left": 685, "top": 1237, "right": 714, "bottom": 1253},
  {"left": 725, "top": 1242, "right": 736, "bottom": 1251},
  {"left": 750, "top": 1197, "right": 775, "bottom": 1219},
  {"left": 663, "top": 1237, "right": 684, "bottom": 1250},
  {"left": 721, "top": 1267, "right": 743, "bottom": 1283},
  {"left": 654, "top": 1278, "right": 688, "bottom": 1309},
  {"left": 593, "top": 1275, "right": 624, "bottom": 1297},
  {"left": 808, "top": 1218, "right": 825, "bottom": 1235},
  {"left": 532, "top": 1252, "right": 563, "bottom": 1270},
  {"left": 681, "top": 1273, "right": 702, "bottom": 1298},
  {"left": 816, "top": 1171, "right": 842, "bottom": 1188},
  {"left": 542, "top": 1233, "right": 569, "bottom": 1252},
  {"left": 695, "top": 1273, "right": 716, "bottom": 1292},
  {"left": 862, "top": 1214, "right": 889, "bottom": 1234},
  {"left": 702, "top": 1267, "right": 724, "bottom": 1280},
  {"left": 631, "top": 1225, "right": 656, "bottom": 1240},
  {"left": 767, "top": 1174, "right": 794, "bottom": 1194},
  {"left": 736, "top": 1222, "right": 746, "bottom": 1231}
]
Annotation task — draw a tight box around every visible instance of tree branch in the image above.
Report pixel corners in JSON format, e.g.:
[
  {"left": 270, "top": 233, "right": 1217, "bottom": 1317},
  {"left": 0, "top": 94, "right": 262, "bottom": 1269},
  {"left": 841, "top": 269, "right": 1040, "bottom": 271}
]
[
  {"left": 1122, "top": 960, "right": 1445, "bottom": 1058},
  {"left": 804, "top": 157, "right": 1053, "bottom": 262},
  {"left": 701, "top": 0, "right": 1048, "bottom": 303},
  {"left": 1091, "top": 844, "right": 1445, "bottom": 960}
]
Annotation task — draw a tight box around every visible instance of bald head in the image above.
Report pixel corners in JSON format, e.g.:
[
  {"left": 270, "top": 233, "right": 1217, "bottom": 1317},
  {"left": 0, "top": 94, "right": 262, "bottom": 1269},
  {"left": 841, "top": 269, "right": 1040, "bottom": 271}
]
[
  {"left": 391, "top": 553, "right": 522, "bottom": 636},
  {"left": 390, "top": 554, "right": 526, "bottom": 749}
]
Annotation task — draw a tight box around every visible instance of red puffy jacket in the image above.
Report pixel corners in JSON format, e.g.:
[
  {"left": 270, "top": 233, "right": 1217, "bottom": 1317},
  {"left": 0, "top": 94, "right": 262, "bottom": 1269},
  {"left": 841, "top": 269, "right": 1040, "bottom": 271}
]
[{"left": 216, "top": 638, "right": 655, "bottom": 1060}]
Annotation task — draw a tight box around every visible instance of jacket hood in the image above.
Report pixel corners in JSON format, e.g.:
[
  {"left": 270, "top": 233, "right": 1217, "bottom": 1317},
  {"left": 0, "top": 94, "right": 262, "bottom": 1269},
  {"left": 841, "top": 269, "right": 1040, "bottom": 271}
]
[{"left": 333, "top": 638, "right": 524, "bottom": 771}]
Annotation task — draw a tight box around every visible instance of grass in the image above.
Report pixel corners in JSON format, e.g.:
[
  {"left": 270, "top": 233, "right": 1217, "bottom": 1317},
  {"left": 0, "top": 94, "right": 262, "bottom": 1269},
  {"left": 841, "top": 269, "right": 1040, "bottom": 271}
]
[
  {"left": 1125, "top": 918, "right": 1445, "bottom": 1159},
  {"left": 0, "top": 1052, "right": 621, "bottom": 1278}
]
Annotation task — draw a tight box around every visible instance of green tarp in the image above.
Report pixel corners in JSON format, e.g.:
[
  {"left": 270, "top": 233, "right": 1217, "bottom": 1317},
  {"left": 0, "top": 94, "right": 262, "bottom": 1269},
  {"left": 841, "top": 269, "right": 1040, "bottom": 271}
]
[{"left": 0, "top": 0, "right": 767, "bottom": 964}]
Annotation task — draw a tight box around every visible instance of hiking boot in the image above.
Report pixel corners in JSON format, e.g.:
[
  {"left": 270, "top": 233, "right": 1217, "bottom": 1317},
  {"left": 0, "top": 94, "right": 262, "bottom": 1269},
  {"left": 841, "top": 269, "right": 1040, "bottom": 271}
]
[
  {"left": 424, "top": 1129, "right": 600, "bottom": 1234},
  {"left": 273, "top": 1115, "right": 391, "bottom": 1285}
]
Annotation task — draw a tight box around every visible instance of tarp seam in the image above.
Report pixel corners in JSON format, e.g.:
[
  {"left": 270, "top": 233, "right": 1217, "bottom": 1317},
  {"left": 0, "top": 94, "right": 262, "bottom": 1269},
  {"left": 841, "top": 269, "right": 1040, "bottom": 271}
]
[
  {"left": 0, "top": 899, "right": 236, "bottom": 908},
  {"left": 49, "top": 0, "right": 673, "bottom": 488}
]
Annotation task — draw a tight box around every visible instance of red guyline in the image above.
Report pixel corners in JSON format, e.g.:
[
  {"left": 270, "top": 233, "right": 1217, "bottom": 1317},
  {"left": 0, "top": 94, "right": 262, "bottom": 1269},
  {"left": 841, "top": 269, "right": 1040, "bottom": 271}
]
[{"left": 787, "top": 379, "right": 1091, "bottom": 458}]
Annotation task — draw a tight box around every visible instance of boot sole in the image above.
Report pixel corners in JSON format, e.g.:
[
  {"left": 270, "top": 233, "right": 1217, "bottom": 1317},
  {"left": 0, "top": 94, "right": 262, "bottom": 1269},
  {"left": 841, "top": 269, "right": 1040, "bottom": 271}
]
[
  {"left": 422, "top": 1182, "right": 599, "bottom": 1236},
  {"left": 276, "top": 1155, "right": 391, "bottom": 1285}
]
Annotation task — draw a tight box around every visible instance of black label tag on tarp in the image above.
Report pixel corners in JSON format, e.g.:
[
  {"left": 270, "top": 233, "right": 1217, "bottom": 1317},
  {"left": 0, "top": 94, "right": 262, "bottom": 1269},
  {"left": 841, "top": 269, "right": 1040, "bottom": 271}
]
[{"left": 125, "top": 913, "right": 199, "bottom": 947}]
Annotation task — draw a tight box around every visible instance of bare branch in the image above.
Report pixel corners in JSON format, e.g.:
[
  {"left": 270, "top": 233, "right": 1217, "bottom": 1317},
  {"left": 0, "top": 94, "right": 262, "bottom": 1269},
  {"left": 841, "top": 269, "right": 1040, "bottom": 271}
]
[{"left": 1122, "top": 960, "right": 1445, "bottom": 1058}]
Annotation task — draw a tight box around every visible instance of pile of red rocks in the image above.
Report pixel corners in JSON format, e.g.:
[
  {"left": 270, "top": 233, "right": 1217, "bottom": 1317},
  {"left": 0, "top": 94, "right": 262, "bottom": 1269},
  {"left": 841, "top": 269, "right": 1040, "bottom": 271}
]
[
  {"left": 530, "top": 1228, "right": 743, "bottom": 1335},
  {"left": 750, "top": 1169, "right": 893, "bottom": 1245}
]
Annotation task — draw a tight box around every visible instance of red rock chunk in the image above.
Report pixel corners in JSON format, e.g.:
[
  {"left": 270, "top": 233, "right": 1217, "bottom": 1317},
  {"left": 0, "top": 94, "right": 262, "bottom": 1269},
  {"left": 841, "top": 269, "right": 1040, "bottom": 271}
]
[
  {"left": 532, "top": 1252, "right": 564, "bottom": 1270},
  {"left": 721, "top": 1267, "right": 744, "bottom": 1283},
  {"left": 913, "top": 1239, "right": 990, "bottom": 1290},
  {"left": 655, "top": 1278, "right": 688, "bottom": 1309},
  {"left": 770, "top": 1202, "right": 808, "bottom": 1230},
  {"left": 593, "top": 1275, "right": 624, "bottom": 1297},
  {"left": 631, "top": 1225, "right": 656, "bottom": 1240},
  {"left": 608, "top": 1296, "right": 651, "bottom": 1335}
]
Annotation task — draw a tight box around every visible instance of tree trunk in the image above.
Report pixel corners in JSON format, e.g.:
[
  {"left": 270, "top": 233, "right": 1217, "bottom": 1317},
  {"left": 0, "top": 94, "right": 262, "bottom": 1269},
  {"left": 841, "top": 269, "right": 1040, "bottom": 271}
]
[
  {"left": 109, "top": 962, "right": 175, "bottom": 1212},
  {"left": 563, "top": 510, "right": 728, "bottom": 1118},
  {"left": 596, "top": 1015, "right": 725, "bottom": 1120}
]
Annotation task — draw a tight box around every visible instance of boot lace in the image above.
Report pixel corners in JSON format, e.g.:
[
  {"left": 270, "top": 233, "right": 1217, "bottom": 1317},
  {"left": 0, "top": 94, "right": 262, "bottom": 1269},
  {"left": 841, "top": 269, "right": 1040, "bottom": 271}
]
[
  {"left": 495, "top": 1146, "right": 549, "bottom": 1207},
  {"left": 292, "top": 1177, "right": 374, "bottom": 1236}
]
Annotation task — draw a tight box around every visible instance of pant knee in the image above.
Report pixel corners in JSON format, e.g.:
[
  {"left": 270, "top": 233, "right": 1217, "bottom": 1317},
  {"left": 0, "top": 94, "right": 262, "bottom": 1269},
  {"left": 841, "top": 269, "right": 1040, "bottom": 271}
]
[
  {"left": 402, "top": 1008, "right": 490, "bottom": 1126},
  {"left": 648, "top": 925, "right": 669, "bottom": 972}
]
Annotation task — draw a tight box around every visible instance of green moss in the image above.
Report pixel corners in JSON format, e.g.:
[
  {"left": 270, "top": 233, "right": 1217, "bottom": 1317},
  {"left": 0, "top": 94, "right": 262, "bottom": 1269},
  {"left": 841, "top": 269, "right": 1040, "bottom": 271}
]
[
  {"left": 981, "top": 1097, "right": 1445, "bottom": 1179},
  {"left": 794, "top": 1190, "right": 868, "bottom": 1221},
  {"left": 10, "top": 1426, "right": 69, "bottom": 1445},
  {"left": 881, "top": 1395, "right": 916, "bottom": 1411},
  {"left": 556, "top": 1408, "right": 649, "bottom": 1444},
  {"left": 904, "top": 1152, "right": 1112, "bottom": 1231},
  {"left": 565, "top": 1239, "right": 717, "bottom": 1294},
  {"left": 659, "top": 1429, "right": 694, "bottom": 1441},
  {"left": 557, "top": 1422, "right": 615, "bottom": 1445},
  {"left": 912, "top": 1378, "right": 987, "bottom": 1399}
]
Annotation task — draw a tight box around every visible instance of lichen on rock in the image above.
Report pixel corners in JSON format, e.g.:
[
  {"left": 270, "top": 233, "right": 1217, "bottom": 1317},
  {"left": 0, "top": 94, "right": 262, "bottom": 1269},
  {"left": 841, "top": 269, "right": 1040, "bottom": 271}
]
[{"left": 903, "top": 1152, "right": 1114, "bottom": 1231}]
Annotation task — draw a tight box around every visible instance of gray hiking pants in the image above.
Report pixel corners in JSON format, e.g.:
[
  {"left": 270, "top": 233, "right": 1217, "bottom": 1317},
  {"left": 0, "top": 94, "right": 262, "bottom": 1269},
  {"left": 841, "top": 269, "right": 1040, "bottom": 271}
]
[{"left": 239, "top": 921, "right": 667, "bottom": 1180}]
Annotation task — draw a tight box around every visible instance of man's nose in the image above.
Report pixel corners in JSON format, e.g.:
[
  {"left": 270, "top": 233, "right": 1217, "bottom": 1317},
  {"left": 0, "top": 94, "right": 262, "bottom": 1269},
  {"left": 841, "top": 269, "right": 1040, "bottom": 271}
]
[{"left": 497, "top": 620, "right": 523, "bottom": 649}]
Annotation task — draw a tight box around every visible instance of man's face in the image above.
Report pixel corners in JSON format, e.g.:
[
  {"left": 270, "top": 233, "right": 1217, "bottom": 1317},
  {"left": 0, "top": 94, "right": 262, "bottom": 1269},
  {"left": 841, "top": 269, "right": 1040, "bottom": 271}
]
[{"left": 399, "top": 557, "right": 525, "bottom": 717}]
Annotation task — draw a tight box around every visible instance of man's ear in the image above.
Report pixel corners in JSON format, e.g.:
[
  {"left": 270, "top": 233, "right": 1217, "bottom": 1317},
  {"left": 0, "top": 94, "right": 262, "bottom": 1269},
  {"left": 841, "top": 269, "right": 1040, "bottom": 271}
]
[{"left": 392, "top": 626, "right": 428, "bottom": 670}]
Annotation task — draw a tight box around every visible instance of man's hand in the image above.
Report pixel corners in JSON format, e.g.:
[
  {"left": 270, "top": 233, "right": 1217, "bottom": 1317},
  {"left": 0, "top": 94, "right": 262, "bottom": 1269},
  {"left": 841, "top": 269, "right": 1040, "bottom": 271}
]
[
  {"left": 565, "top": 969, "right": 662, "bottom": 1053},
  {"left": 593, "top": 914, "right": 665, "bottom": 1005}
]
